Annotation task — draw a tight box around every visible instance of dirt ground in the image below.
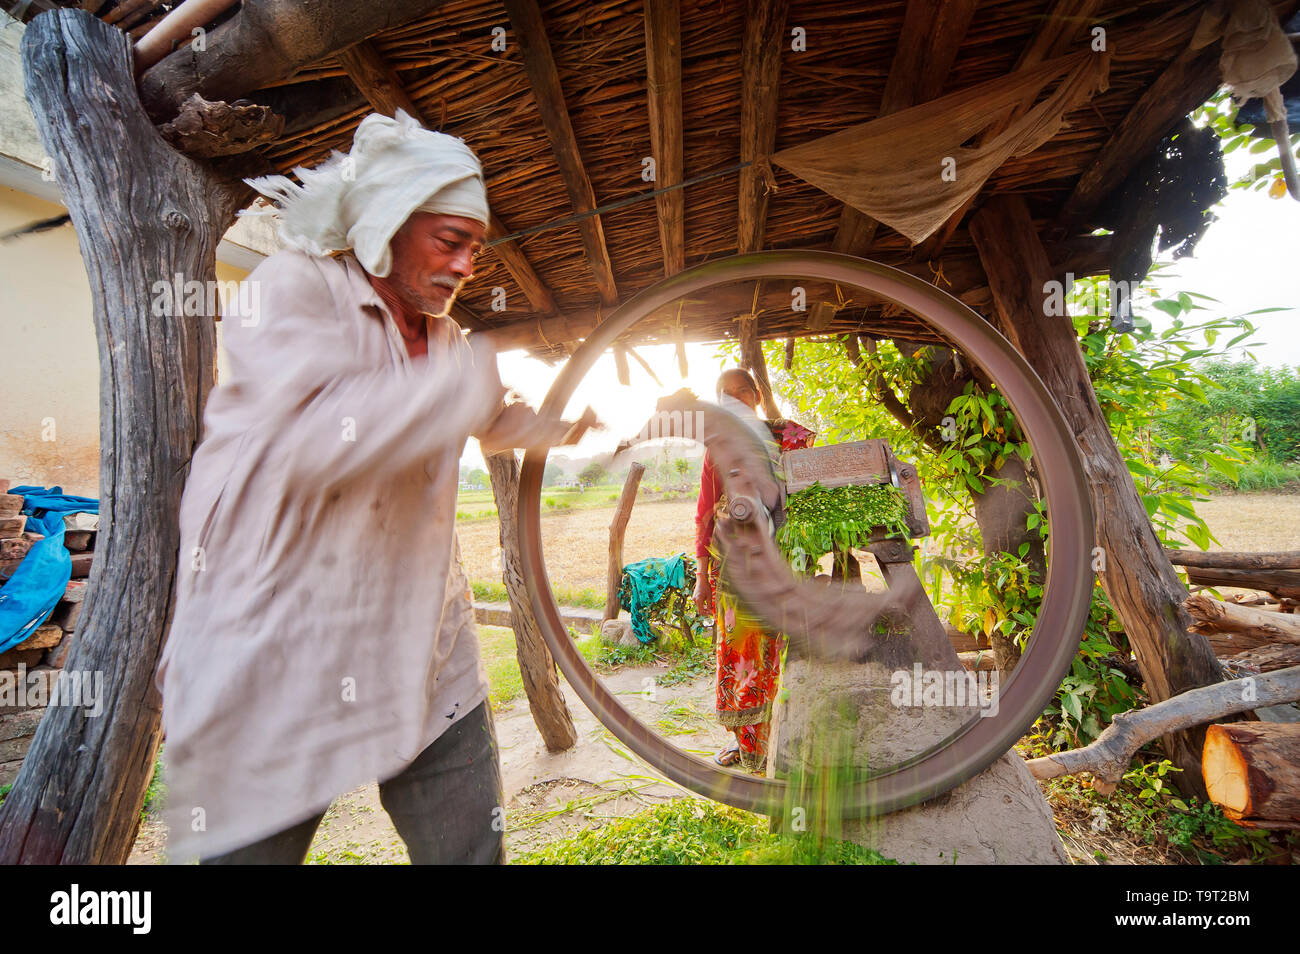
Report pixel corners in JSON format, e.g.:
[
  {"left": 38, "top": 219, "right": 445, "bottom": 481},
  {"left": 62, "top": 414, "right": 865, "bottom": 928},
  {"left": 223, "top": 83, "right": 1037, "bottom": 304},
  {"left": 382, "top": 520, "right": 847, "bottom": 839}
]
[
  {"left": 126, "top": 490, "right": 1300, "bottom": 864},
  {"left": 128, "top": 663, "right": 733, "bottom": 864}
]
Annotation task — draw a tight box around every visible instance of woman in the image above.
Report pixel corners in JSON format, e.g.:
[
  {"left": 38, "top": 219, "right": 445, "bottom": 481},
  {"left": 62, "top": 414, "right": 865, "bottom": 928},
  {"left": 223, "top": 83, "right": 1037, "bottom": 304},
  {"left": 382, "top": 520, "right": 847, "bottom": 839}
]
[{"left": 693, "top": 369, "right": 814, "bottom": 772}]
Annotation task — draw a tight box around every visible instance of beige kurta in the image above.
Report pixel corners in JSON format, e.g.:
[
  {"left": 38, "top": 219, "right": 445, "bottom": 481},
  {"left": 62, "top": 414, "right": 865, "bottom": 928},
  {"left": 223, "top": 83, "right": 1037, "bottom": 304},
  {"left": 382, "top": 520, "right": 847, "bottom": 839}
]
[{"left": 158, "top": 248, "right": 506, "bottom": 861}]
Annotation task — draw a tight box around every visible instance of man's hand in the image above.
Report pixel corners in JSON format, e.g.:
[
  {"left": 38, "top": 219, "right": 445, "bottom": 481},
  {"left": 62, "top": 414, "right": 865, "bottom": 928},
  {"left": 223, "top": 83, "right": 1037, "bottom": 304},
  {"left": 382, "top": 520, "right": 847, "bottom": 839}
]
[{"left": 475, "top": 402, "right": 601, "bottom": 456}]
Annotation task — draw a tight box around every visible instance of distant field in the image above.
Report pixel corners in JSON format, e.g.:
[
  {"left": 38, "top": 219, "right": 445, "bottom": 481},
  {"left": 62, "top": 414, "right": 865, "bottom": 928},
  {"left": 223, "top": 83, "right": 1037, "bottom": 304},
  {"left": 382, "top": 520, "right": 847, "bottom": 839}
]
[
  {"left": 455, "top": 483, "right": 693, "bottom": 522},
  {"left": 458, "top": 491, "right": 1300, "bottom": 596}
]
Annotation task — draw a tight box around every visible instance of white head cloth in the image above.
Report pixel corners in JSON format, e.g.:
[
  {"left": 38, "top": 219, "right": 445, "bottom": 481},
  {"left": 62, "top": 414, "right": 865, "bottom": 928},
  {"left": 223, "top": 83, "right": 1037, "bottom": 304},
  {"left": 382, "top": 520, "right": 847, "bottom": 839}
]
[{"left": 242, "top": 110, "right": 489, "bottom": 277}]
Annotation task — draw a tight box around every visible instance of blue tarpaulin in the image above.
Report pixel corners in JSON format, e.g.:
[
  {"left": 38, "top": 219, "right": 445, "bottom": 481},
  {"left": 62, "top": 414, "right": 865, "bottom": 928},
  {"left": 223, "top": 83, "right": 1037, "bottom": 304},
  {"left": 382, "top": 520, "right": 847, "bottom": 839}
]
[{"left": 0, "top": 486, "right": 98, "bottom": 654}]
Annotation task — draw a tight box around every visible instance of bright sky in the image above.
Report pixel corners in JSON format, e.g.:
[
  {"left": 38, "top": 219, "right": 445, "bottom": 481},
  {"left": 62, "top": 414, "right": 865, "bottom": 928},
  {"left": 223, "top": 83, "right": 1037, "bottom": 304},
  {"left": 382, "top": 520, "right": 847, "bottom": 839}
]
[{"left": 462, "top": 147, "right": 1300, "bottom": 470}]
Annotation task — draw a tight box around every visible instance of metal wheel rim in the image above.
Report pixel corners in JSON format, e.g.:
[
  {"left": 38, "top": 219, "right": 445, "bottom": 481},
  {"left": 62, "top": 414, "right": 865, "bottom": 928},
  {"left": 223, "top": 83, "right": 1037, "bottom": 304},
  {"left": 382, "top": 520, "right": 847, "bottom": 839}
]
[{"left": 518, "top": 250, "right": 1094, "bottom": 818}]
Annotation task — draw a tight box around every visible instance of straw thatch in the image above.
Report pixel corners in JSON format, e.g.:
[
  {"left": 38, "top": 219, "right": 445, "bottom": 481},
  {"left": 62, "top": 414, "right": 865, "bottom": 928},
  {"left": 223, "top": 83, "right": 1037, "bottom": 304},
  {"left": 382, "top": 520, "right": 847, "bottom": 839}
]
[{"left": 13, "top": 0, "right": 1277, "bottom": 354}]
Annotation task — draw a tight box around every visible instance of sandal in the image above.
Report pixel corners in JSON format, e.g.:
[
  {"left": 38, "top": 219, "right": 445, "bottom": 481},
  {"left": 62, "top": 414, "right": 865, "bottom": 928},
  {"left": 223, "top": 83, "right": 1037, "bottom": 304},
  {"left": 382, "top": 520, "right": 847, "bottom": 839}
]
[{"left": 714, "top": 741, "right": 741, "bottom": 767}]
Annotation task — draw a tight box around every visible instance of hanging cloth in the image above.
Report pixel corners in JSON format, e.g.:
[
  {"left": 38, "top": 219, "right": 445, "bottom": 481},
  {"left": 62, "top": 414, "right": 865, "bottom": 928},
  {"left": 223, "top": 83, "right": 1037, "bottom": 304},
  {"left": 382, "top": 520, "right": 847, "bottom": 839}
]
[{"left": 772, "top": 51, "right": 1110, "bottom": 244}]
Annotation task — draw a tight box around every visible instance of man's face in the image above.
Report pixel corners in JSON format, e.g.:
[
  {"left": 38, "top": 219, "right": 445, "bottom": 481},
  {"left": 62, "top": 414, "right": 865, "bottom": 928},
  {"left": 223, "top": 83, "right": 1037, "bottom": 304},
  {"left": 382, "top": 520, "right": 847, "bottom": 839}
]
[{"left": 383, "top": 211, "right": 486, "bottom": 317}]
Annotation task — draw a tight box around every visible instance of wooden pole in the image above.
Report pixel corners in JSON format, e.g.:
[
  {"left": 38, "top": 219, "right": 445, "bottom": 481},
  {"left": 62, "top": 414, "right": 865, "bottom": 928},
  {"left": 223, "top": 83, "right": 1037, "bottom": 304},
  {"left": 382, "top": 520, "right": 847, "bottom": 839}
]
[
  {"left": 970, "top": 194, "right": 1225, "bottom": 797},
  {"left": 0, "top": 8, "right": 248, "bottom": 863},
  {"left": 1184, "top": 594, "right": 1300, "bottom": 646},
  {"left": 485, "top": 452, "right": 577, "bottom": 753},
  {"left": 1167, "top": 549, "right": 1300, "bottom": 571},
  {"left": 604, "top": 462, "right": 646, "bottom": 621}
]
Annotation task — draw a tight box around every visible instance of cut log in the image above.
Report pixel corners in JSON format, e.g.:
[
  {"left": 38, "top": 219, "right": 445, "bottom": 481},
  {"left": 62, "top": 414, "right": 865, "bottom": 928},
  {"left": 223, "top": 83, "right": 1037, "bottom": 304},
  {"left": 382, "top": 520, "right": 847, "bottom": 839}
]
[
  {"left": 485, "top": 452, "right": 577, "bottom": 753},
  {"left": 0, "top": 9, "right": 248, "bottom": 864},
  {"left": 1027, "top": 665, "right": 1300, "bottom": 785},
  {"left": 1168, "top": 549, "right": 1300, "bottom": 570},
  {"left": 605, "top": 462, "right": 646, "bottom": 621},
  {"left": 1224, "top": 643, "right": 1300, "bottom": 674},
  {"left": 1185, "top": 566, "right": 1300, "bottom": 600},
  {"left": 1185, "top": 594, "right": 1300, "bottom": 646},
  {"left": 1203, "top": 723, "right": 1300, "bottom": 826}
]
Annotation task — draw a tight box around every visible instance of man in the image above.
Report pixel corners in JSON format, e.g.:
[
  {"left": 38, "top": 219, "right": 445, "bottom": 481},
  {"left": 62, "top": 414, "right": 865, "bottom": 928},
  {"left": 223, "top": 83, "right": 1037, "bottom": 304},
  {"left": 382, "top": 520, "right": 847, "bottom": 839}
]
[
  {"left": 692, "top": 369, "right": 813, "bottom": 772},
  {"left": 157, "top": 111, "right": 587, "bottom": 864}
]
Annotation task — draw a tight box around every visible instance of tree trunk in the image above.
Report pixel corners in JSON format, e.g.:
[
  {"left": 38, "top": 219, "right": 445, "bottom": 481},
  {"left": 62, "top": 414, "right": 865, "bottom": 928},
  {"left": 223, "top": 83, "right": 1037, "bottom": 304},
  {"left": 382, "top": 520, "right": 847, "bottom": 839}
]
[
  {"left": 971, "top": 194, "right": 1223, "bottom": 797},
  {"left": 0, "top": 9, "right": 248, "bottom": 863},
  {"left": 486, "top": 452, "right": 578, "bottom": 753},
  {"left": 604, "top": 462, "right": 645, "bottom": 621},
  {"left": 1203, "top": 723, "right": 1300, "bottom": 826}
]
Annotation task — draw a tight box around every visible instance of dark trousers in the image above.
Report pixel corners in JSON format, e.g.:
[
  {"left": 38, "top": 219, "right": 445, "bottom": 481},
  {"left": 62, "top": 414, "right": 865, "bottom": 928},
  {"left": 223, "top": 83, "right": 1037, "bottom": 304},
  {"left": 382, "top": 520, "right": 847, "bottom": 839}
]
[{"left": 201, "top": 700, "right": 504, "bottom": 865}]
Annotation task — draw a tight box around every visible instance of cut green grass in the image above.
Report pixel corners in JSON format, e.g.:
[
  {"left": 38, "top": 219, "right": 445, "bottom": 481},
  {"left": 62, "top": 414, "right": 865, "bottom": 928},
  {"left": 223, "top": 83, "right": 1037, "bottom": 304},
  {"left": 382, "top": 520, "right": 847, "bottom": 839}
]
[{"left": 511, "top": 797, "right": 898, "bottom": 865}]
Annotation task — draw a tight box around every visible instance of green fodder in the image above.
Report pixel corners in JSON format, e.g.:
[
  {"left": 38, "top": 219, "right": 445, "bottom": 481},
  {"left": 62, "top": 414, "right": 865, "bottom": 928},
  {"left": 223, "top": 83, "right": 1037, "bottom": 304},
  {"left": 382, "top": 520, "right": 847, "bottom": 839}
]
[{"left": 512, "top": 798, "right": 896, "bottom": 865}]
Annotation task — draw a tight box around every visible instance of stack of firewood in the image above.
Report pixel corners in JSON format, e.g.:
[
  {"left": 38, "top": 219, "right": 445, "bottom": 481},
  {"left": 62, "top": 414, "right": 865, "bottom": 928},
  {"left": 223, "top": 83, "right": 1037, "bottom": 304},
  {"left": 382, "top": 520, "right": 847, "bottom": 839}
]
[
  {"left": 1168, "top": 549, "right": 1300, "bottom": 830},
  {"left": 0, "top": 479, "right": 97, "bottom": 789}
]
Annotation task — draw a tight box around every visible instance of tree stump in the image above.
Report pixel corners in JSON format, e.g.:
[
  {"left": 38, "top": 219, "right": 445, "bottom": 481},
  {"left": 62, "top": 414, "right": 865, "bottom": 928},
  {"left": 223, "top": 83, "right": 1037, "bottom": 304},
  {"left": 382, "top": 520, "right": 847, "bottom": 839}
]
[{"left": 0, "top": 9, "right": 248, "bottom": 863}]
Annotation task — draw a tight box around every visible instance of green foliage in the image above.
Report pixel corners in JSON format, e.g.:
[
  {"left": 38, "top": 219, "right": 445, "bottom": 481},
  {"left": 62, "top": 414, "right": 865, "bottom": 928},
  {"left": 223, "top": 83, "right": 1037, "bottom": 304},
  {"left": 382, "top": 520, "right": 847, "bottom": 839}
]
[
  {"left": 141, "top": 753, "right": 166, "bottom": 822},
  {"left": 1043, "top": 763, "right": 1278, "bottom": 864},
  {"left": 512, "top": 798, "right": 897, "bottom": 865},
  {"left": 470, "top": 579, "right": 606, "bottom": 610},
  {"left": 1195, "top": 88, "right": 1300, "bottom": 197},
  {"left": 578, "top": 462, "right": 607, "bottom": 486},
  {"left": 0, "top": 783, "right": 10, "bottom": 807},
  {"left": 777, "top": 481, "right": 910, "bottom": 572}
]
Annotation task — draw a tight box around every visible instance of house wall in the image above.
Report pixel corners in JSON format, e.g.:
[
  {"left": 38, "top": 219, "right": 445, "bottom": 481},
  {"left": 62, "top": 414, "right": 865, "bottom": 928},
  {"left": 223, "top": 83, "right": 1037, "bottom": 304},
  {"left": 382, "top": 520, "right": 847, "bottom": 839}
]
[{"left": 0, "top": 186, "right": 246, "bottom": 496}]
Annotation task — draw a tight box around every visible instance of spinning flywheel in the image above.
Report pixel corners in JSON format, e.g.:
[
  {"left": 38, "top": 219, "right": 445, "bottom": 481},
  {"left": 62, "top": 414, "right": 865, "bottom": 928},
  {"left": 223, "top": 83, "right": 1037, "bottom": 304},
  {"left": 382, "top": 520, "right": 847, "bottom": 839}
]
[{"left": 517, "top": 250, "right": 1094, "bottom": 818}]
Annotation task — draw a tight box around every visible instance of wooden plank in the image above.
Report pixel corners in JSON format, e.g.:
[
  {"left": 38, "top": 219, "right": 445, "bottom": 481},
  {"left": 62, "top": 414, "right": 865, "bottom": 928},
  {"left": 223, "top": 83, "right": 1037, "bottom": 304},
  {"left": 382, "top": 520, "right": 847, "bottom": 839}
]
[
  {"left": 644, "top": 0, "right": 685, "bottom": 277},
  {"left": 1169, "top": 550, "right": 1300, "bottom": 571},
  {"left": 504, "top": 0, "right": 620, "bottom": 307},
  {"left": 808, "top": 0, "right": 976, "bottom": 329},
  {"left": 737, "top": 0, "right": 789, "bottom": 255}
]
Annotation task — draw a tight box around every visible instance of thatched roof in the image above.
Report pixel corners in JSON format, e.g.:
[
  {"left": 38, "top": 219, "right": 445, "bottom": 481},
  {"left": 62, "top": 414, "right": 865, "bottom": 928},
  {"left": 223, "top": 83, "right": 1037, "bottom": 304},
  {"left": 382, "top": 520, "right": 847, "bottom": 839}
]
[{"left": 13, "top": 0, "right": 1295, "bottom": 356}]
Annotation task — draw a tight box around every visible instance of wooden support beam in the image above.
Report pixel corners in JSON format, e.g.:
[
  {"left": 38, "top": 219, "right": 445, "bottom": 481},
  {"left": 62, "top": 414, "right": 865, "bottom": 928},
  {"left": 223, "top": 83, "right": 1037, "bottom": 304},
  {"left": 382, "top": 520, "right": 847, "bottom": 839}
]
[
  {"left": 644, "top": 0, "right": 685, "bottom": 278},
  {"left": 1058, "top": 41, "right": 1222, "bottom": 228},
  {"left": 970, "top": 193, "right": 1224, "bottom": 796},
  {"left": 737, "top": 0, "right": 789, "bottom": 255},
  {"left": 916, "top": 0, "right": 1102, "bottom": 260},
  {"left": 738, "top": 314, "right": 780, "bottom": 419},
  {"left": 807, "top": 0, "right": 977, "bottom": 330},
  {"left": 138, "top": 0, "right": 453, "bottom": 123},
  {"left": 335, "top": 38, "right": 423, "bottom": 118},
  {"left": 482, "top": 236, "right": 1110, "bottom": 351},
  {"left": 485, "top": 452, "right": 578, "bottom": 753},
  {"left": 504, "top": 0, "right": 620, "bottom": 307},
  {"left": 0, "top": 9, "right": 249, "bottom": 863}
]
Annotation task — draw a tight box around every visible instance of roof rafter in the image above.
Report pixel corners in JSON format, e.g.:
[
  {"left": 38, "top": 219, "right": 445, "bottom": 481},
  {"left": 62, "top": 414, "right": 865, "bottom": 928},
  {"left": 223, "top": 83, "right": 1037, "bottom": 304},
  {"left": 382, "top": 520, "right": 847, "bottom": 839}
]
[
  {"left": 737, "top": 0, "right": 789, "bottom": 255},
  {"left": 644, "top": 0, "right": 685, "bottom": 278},
  {"left": 915, "top": 0, "right": 1103, "bottom": 261},
  {"left": 335, "top": 37, "right": 563, "bottom": 338},
  {"left": 806, "top": 0, "right": 977, "bottom": 330},
  {"left": 504, "top": 0, "right": 620, "bottom": 308}
]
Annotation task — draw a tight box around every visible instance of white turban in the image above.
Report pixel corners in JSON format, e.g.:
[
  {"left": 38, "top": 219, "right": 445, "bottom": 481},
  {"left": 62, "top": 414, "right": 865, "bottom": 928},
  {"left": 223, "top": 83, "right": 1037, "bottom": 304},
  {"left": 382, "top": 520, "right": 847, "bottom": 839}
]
[{"left": 242, "top": 110, "right": 489, "bottom": 277}]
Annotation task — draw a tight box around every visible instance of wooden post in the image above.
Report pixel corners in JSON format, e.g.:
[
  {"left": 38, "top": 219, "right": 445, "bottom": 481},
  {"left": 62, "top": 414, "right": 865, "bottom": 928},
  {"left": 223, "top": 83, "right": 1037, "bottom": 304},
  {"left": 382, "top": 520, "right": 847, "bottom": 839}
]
[
  {"left": 604, "top": 462, "right": 646, "bottom": 621},
  {"left": 0, "top": 9, "right": 248, "bottom": 863},
  {"left": 485, "top": 452, "right": 577, "bottom": 753},
  {"left": 970, "top": 194, "right": 1224, "bottom": 796}
]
